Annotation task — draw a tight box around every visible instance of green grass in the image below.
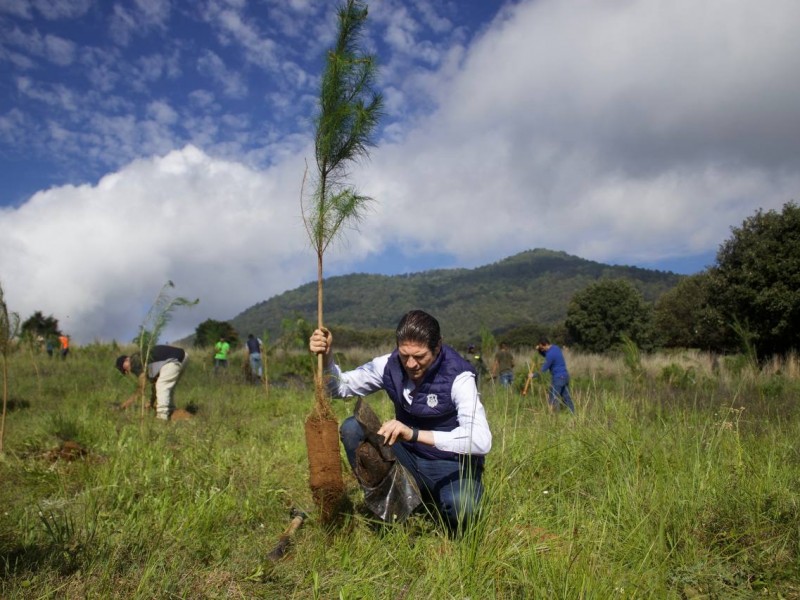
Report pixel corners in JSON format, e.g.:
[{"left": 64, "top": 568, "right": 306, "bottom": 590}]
[{"left": 1, "top": 346, "right": 799, "bottom": 598}]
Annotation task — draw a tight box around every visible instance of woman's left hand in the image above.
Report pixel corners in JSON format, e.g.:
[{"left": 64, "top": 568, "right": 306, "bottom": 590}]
[{"left": 377, "top": 419, "right": 412, "bottom": 445}]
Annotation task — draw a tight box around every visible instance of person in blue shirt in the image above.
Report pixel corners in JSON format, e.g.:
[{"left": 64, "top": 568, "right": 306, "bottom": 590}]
[{"left": 529, "top": 336, "right": 575, "bottom": 413}]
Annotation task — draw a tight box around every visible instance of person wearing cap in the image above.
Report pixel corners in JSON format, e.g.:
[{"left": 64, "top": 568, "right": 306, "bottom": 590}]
[
  {"left": 115, "top": 345, "right": 189, "bottom": 420},
  {"left": 309, "top": 310, "right": 492, "bottom": 534}
]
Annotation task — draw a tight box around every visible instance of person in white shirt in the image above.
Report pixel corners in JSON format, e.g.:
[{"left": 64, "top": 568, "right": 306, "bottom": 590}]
[{"left": 309, "top": 309, "right": 492, "bottom": 532}]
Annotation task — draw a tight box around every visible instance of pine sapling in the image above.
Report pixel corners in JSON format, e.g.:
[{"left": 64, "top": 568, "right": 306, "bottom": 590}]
[{"left": 301, "top": 0, "right": 383, "bottom": 522}]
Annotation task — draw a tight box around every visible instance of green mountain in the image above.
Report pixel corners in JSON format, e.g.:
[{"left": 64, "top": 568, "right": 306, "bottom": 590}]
[{"left": 230, "top": 248, "right": 683, "bottom": 344}]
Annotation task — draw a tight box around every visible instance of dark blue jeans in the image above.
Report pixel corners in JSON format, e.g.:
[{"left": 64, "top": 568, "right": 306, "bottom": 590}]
[
  {"left": 548, "top": 375, "right": 575, "bottom": 413},
  {"left": 340, "top": 416, "right": 484, "bottom": 532}
]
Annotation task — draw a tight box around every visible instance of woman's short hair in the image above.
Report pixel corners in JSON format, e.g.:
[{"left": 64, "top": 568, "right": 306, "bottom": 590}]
[{"left": 395, "top": 310, "right": 442, "bottom": 352}]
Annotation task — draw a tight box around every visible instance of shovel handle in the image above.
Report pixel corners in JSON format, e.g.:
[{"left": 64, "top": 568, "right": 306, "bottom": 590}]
[{"left": 266, "top": 509, "right": 308, "bottom": 562}]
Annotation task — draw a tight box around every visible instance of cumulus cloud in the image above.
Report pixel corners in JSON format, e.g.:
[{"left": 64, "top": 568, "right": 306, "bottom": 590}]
[
  {"left": 350, "top": 0, "right": 800, "bottom": 268},
  {"left": 0, "top": 145, "right": 317, "bottom": 344}
]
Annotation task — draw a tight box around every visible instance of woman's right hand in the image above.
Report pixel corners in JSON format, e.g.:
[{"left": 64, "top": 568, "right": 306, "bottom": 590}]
[{"left": 309, "top": 327, "right": 332, "bottom": 356}]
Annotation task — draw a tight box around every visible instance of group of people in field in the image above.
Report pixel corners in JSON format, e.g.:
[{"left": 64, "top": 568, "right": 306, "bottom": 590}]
[
  {"left": 38, "top": 333, "right": 70, "bottom": 359},
  {"left": 465, "top": 337, "right": 574, "bottom": 414},
  {"left": 211, "top": 334, "right": 265, "bottom": 382},
  {"left": 113, "top": 309, "right": 574, "bottom": 534}
]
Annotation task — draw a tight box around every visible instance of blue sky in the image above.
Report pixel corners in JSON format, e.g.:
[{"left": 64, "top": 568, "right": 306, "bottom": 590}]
[{"left": 1, "top": 0, "right": 798, "bottom": 343}]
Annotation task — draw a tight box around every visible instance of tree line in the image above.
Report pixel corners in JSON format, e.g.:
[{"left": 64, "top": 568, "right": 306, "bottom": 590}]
[{"left": 554, "top": 202, "right": 800, "bottom": 360}]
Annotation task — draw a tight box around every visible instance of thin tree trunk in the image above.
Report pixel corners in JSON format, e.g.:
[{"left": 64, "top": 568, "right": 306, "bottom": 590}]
[
  {"left": 316, "top": 250, "right": 324, "bottom": 407},
  {"left": 262, "top": 352, "right": 270, "bottom": 399},
  {"left": 1, "top": 355, "right": 7, "bottom": 453},
  {"left": 306, "top": 246, "right": 344, "bottom": 523},
  {"left": 312, "top": 250, "right": 335, "bottom": 420}
]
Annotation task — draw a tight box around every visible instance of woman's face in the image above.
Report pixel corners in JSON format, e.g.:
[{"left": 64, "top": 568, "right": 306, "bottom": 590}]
[{"left": 398, "top": 340, "right": 439, "bottom": 384}]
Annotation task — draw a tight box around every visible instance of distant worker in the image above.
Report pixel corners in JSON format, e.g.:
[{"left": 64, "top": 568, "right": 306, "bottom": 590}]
[
  {"left": 492, "top": 342, "right": 515, "bottom": 387},
  {"left": 528, "top": 336, "right": 575, "bottom": 413},
  {"left": 214, "top": 337, "right": 230, "bottom": 373},
  {"left": 115, "top": 345, "right": 189, "bottom": 421},
  {"left": 58, "top": 334, "right": 70, "bottom": 360},
  {"left": 45, "top": 337, "right": 55, "bottom": 358},
  {"left": 246, "top": 333, "right": 264, "bottom": 379},
  {"left": 466, "top": 344, "right": 487, "bottom": 386}
]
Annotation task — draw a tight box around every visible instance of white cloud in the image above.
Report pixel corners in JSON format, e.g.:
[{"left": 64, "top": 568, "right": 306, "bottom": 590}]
[
  {"left": 108, "top": 4, "right": 138, "bottom": 46},
  {"left": 32, "top": 0, "right": 92, "bottom": 20},
  {"left": 107, "top": 0, "right": 169, "bottom": 46},
  {"left": 3, "top": 25, "right": 75, "bottom": 65},
  {"left": 0, "top": 108, "right": 31, "bottom": 144},
  {"left": 202, "top": 1, "right": 279, "bottom": 70},
  {"left": 196, "top": 50, "right": 248, "bottom": 98},
  {"left": 16, "top": 76, "right": 78, "bottom": 110},
  {"left": 350, "top": 0, "right": 800, "bottom": 268},
  {"left": 411, "top": 0, "right": 453, "bottom": 34},
  {"left": 0, "top": 145, "right": 316, "bottom": 344},
  {"left": 42, "top": 32, "right": 74, "bottom": 64},
  {"left": 0, "top": 0, "right": 31, "bottom": 18},
  {"left": 133, "top": 0, "right": 170, "bottom": 27},
  {"left": 146, "top": 99, "right": 178, "bottom": 125},
  {"left": 79, "top": 47, "right": 122, "bottom": 93},
  {"left": 2, "top": 50, "right": 36, "bottom": 69},
  {"left": 134, "top": 50, "right": 182, "bottom": 85}
]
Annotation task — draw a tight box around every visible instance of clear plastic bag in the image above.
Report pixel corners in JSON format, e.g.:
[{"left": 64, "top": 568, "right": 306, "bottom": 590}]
[{"left": 359, "top": 458, "right": 422, "bottom": 522}]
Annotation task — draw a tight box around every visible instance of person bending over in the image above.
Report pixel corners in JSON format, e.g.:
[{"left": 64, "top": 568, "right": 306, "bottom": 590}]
[{"left": 116, "top": 345, "right": 189, "bottom": 421}]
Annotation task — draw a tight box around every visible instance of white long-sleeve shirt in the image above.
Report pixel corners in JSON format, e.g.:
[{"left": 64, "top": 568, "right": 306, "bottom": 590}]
[{"left": 326, "top": 353, "right": 492, "bottom": 456}]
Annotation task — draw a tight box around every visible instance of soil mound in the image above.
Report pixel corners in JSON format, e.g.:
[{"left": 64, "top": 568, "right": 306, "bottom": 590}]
[
  {"left": 170, "top": 408, "right": 194, "bottom": 421},
  {"left": 46, "top": 440, "right": 88, "bottom": 462}
]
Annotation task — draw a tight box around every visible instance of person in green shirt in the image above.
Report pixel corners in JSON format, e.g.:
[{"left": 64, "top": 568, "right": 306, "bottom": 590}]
[{"left": 214, "top": 337, "right": 230, "bottom": 373}]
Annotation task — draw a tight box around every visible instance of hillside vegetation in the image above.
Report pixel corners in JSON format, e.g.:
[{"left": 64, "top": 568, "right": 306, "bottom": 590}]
[{"left": 231, "top": 248, "right": 682, "bottom": 343}]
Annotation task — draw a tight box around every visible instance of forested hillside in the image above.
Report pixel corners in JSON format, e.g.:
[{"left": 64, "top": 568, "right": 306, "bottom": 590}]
[{"left": 230, "top": 248, "right": 683, "bottom": 344}]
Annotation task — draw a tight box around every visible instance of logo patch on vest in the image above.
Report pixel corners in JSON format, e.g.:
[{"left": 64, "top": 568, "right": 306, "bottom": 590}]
[{"left": 426, "top": 394, "right": 438, "bottom": 407}]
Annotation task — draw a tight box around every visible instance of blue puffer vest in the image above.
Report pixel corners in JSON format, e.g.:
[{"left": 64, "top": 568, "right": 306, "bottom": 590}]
[{"left": 382, "top": 343, "right": 477, "bottom": 461}]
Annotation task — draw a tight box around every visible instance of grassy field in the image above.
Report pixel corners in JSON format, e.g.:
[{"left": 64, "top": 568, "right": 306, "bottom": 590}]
[{"left": 1, "top": 344, "right": 799, "bottom": 599}]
